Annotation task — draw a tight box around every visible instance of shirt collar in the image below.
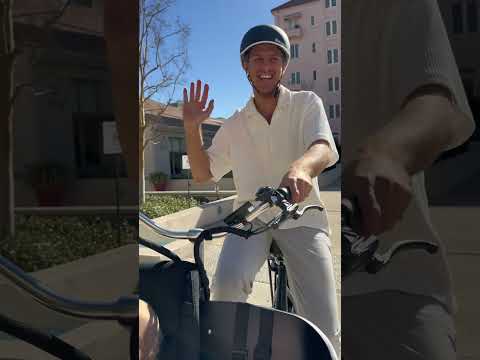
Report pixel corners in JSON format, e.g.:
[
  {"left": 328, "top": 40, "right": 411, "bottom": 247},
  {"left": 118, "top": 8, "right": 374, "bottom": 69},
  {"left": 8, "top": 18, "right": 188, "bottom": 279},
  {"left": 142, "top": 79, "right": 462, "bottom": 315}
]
[{"left": 244, "top": 85, "right": 290, "bottom": 120}]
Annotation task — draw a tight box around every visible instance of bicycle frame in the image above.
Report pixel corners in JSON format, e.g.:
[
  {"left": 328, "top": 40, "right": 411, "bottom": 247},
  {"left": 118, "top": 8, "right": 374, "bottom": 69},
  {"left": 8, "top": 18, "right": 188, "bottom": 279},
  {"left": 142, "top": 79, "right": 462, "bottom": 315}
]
[
  {"left": 269, "top": 251, "right": 287, "bottom": 310},
  {"left": 268, "top": 248, "right": 296, "bottom": 313}
]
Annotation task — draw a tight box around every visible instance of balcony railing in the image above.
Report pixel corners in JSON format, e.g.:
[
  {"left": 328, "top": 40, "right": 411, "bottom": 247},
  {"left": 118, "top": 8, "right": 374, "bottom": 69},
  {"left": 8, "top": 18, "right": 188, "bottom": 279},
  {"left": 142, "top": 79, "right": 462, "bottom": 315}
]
[
  {"left": 286, "top": 81, "right": 303, "bottom": 91},
  {"left": 286, "top": 26, "right": 303, "bottom": 38},
  {"left": 285, "top": 79, "right": 316, "bottom": 92}
]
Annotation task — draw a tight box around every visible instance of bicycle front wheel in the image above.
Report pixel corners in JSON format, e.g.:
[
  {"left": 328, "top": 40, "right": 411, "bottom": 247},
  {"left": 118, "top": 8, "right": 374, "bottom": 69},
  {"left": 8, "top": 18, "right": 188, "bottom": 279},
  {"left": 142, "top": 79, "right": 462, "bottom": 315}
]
[{"left": 287, "top": 287, "right": 296, "bottom": 313}]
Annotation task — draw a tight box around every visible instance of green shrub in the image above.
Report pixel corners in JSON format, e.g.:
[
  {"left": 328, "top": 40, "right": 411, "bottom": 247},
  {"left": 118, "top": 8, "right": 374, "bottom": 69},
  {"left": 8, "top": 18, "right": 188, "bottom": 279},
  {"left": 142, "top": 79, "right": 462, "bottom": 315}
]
[
  {"left": 141, "top": 194, "right": 199, "bottom": 219},
  {"left": 0, "top": 215, "right": 135, "bottom": 272}
]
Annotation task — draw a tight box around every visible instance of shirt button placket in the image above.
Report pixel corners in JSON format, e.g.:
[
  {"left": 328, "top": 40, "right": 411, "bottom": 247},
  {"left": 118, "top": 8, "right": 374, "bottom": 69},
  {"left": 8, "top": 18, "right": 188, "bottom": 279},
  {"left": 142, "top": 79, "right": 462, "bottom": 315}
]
[{"left": 269, "top": 113, "right": 277, "bottom": 187}]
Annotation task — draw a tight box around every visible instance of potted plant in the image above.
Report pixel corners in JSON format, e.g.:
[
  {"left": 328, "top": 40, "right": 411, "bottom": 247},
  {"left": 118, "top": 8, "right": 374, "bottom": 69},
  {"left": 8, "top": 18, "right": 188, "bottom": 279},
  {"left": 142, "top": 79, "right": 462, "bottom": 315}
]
[
  {"left": 26, "top": 162, "right": 69, "bottom": 206},
  {"left": 148, "top": 171, "right": 169, "bottom": 191}
]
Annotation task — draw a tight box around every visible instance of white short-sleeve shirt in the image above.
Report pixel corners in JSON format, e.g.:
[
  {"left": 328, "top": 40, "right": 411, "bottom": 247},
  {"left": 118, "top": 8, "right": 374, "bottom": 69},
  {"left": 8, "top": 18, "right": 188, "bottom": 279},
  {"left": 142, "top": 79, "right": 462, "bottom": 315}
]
[{"left": 206, "top": 85, "right": 339, "bottom": 235}]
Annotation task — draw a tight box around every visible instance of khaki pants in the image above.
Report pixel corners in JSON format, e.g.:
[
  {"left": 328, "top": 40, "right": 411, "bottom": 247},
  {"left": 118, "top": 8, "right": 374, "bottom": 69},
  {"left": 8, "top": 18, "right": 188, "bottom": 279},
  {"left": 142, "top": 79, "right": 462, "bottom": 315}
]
[
  {"left": 211, "top": 226, "right": 341, "bottom": 356},
  {"left": 342, "top": 291, "right": 456, "bottom": 359}
]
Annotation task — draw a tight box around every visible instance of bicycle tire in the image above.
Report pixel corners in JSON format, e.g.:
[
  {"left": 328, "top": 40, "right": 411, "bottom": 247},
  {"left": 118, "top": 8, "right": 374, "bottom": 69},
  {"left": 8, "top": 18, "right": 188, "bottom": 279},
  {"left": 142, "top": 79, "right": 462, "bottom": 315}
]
[
  {"left": 274, "top": 263, "right": 288, "bottom": 311},
  {"left": 287, "top": 287, "right": 296, "bottom": 314}
]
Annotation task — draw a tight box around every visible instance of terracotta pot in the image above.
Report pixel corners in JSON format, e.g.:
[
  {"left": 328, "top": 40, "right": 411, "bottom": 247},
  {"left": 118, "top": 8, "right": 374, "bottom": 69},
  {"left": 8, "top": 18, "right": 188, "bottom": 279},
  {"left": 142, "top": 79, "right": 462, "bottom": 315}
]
[
  {"left": 36, "top": 185, "right": 65, "bottom": 206},
  {"left": 153, "top": 182, "right": 167, "bottom": 191}
]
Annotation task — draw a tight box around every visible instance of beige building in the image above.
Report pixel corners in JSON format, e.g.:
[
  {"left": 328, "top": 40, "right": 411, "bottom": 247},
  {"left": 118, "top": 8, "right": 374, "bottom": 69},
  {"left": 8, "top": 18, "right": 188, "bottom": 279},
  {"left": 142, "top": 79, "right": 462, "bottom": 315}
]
[
  {"left": 12, "top": 0, "right": 137, "bottom": 207},
  {"left": 272, "top": 0, "right": 341, "bottom": 140},
  {"left": 143, "top": 100, "right": 235, "bottom": 192}
]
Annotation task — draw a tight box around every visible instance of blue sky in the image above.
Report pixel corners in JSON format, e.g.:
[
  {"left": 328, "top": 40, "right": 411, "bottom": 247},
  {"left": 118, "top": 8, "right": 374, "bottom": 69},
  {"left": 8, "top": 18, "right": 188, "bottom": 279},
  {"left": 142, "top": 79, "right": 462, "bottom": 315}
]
[{"left": 153, "top": 0, "right": 286, "bottom": 119}]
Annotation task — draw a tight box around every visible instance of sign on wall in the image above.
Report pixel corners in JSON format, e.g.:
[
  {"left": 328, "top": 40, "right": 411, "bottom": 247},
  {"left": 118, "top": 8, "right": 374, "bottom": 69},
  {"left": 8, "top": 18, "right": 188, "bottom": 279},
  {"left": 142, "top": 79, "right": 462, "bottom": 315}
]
[{"left": 182, "top": 155, "right": 190, "bottom": 170}]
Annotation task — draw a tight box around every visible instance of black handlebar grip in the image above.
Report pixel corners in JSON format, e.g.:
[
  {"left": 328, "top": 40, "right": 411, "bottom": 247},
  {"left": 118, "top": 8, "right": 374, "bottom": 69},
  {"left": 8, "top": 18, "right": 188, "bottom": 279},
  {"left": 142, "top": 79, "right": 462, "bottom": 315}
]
[{"left": 277, "top": 187, "right": 292, "bottom": 202}]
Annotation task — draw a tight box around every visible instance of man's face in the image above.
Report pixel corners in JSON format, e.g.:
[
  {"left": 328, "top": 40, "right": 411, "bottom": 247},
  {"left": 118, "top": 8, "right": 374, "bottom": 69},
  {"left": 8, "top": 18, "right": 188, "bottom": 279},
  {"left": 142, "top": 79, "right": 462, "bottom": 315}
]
[{"left": 243, "top": 44, "right": 286, "bottom": 96}]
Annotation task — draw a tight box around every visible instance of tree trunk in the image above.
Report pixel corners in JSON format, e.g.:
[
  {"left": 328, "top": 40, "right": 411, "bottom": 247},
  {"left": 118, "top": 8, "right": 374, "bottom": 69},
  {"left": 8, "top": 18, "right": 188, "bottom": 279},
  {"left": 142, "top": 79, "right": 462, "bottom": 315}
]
[
  {"left": 0, "top": 0, "right": 15, "bottom": 240},
  {"left": 104, "top": 0, "right": 139, "bottom": 203},
  {"left": 139, "top": 101, "right": 145, "bottom": 205}
]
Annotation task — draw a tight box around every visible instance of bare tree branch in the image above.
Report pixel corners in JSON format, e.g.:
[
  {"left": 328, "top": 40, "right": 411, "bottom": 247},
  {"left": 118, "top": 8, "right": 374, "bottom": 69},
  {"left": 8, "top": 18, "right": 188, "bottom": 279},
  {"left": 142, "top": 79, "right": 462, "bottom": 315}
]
[
  {"left": 144, "top": 51, "right": 184, "bottom": 80},
  {"left": 139, "top": 0, "right": 189, "bottom": 119}
]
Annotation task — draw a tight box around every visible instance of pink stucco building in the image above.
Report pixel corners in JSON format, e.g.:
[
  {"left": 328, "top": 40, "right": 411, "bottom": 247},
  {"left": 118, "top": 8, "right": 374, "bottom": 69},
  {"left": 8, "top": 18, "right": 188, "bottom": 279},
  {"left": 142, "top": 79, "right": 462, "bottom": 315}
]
[{"left": 272, "top": 0, "right": 341, "bottom": 140}]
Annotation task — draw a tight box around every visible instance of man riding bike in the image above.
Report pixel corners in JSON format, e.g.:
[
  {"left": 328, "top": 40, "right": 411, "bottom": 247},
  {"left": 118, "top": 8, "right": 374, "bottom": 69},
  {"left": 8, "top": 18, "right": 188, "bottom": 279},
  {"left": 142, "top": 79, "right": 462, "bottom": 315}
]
[{"left": 182, "top": 24, "right": 340, "bottom": 355}]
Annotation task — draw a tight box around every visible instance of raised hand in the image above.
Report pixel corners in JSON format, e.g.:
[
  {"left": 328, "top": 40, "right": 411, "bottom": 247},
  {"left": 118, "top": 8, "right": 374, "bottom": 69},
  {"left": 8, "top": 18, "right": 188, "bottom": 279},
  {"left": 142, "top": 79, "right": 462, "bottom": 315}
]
[{"left": 183, "top": 80, "right": 215, "bottom": 128}]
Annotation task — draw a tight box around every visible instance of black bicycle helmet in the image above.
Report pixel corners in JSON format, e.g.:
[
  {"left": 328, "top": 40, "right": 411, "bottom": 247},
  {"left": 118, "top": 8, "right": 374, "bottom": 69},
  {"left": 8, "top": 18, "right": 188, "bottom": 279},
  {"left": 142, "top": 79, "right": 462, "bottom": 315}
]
[{"left": 240, "top": 24, "right": 290, "bottom": 65}]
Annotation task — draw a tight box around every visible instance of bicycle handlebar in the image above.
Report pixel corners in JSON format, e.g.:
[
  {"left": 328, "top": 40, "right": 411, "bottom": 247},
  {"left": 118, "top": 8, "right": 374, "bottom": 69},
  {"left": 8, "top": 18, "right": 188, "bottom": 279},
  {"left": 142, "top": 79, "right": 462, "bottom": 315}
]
[
  {"left": 0, "top": 254, "right": 138, "bottom": 323},
  {"left": 140, "top": 186, "right": 325, "bottom": 302},
  {"left": 139, "top": 211, "right": 204, "bottom": 239},
  {"left": 223, "top": 186, "right": 323, "bottom": 228},
  {"left": 140, "top": 186, "right": 323, "bottom": 246}
]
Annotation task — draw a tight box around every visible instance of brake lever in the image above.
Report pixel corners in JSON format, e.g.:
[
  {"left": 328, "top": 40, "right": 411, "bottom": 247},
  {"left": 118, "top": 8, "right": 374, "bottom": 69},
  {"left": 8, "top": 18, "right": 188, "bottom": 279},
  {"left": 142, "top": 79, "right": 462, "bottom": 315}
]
[
  {"left": 366, "top": 240, "right": 439, "bottom": 273},
  {"left": 292, "top": 205, "right": 324, "bottom": 219}
]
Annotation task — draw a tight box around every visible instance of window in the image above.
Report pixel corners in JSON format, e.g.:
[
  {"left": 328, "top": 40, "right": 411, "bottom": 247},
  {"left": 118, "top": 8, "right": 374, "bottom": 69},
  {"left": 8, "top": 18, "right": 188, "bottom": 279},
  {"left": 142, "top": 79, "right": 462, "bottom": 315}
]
[
  {"left": 335, "top": 104, "right": 341, "bottom": 118},
  {"left": 467, "top": 0, "right": 478, "bottom": 32},
  {"left": 326, "top": 20, "right": 338, "bottom": 36},
  {"left": 329, "top": 105, "right": 335, "bottom": 119},
  {"left": 313, "top": 70, "right": 317, "bottom": 81},
  {"left": 290, "top": 44, "right": 299, "bottom": 59},
  {"left": 291, "top": 72, "right": 300, "bottom": 85},
  {"left": 326, "top": 0, "right": 337, "bottom": 7},
  {"left": 285, "top": 18, "right": 299, "bottom": 30},
  {"left": 311, "top": 16, "right": 315, "bottom": 26},
  {"left": 73, "top": 79, "right": 99, "bottom": 113},
  {"left": 285, "top": 18, "right": 292, "bottom": 30},
  {"left": 72, "top": 80, "right": 128, "bottom": 178},
  {"left": 312, "top": 42, "right": 316, "bottom": 53},
  {"left": 74, "top": 115, "right": 127, "bottom": 178},
  {"left": 328, "top": 77, "right": 340, "bottom": 91},
  {"left": 327, "top": 49, "right": 338, "bottom": 64},
  {"left": 169, "top": 137, "right": 188, "bottom": 179},
  {"left": 452, "top": 3, "right": 463, "bottom": 33}
]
